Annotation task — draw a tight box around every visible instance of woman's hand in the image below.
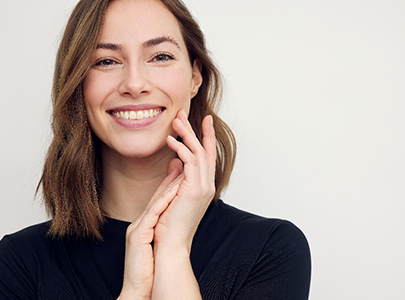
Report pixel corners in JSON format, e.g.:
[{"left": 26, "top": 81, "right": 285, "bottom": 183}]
[
  {"left": 119, "top": 110, "right": 216, "bottom": 300},
  {"left": 154, "top": 110, "right": 217, "bottom": 252},
  {"left": 117, "top": 168, "right": 184, "bottom": 300},
  {"left": 151, "top": 110, "right": 216, "bottom": 299}
]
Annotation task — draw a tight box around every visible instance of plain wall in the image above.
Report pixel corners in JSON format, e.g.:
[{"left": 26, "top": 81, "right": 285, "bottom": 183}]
[{"left": 1, "top": 1, "right": 404, "bottom": 299}]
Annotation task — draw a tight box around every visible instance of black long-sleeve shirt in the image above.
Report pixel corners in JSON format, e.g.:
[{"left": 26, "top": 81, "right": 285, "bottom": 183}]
[{"left": 0, "top": 200, "right": 311, "bottom": 299}]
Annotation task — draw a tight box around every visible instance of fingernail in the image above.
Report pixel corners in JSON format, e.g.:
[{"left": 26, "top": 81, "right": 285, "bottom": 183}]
[
  {"left": 181, "top": 110, "right": 188, "bottom": 119},
  {"left": 169, "top": 184, "right": 179, "bottom": 191},
  {"left": 176, "top": 118, "right": 184, "bottom": 125},
  {"left": 210, "top": 115, "right": 213, "bottom": 126}
]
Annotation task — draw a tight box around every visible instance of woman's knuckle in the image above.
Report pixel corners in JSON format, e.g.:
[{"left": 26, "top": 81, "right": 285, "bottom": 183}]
[{"left": 126, "top": 229, "right": 138, "bottom": 244}]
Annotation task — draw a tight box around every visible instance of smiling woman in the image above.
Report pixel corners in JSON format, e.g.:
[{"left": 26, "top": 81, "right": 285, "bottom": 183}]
[
  {"left": 0, "top": 0, "right": 310, "bottom": 299},
  {"left": 83, "top": 0, "right": 202, "bottom": 162}
]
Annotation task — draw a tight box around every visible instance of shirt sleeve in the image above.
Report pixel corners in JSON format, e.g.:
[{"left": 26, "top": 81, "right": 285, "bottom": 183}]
[
  {"left": 0, "top": 236, "right": 37, "bottom": 300},
  {"left": 233, "top": 221, "right": 311, "bottom": 300}
]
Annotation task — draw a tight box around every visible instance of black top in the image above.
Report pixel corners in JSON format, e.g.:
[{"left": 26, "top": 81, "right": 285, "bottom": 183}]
[{"left": 0, "top": 200, "right": 311, "bottom": 299}]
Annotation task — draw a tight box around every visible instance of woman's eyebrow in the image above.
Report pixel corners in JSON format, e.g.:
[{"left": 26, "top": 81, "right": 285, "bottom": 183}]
[
  {"left": 96, "top": 43, "right": 123, "bottom": 51},
  {"left": 95, "top": 36, "right": 180, "bottom": 51},
  {"left": 142, "top": 36, "right": 180, "bottom": 49}
]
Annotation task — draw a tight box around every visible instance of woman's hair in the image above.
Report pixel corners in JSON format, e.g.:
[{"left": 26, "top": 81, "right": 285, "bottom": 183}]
[{"left": 38, "top": 0, "right": 236, "bottom": 239}]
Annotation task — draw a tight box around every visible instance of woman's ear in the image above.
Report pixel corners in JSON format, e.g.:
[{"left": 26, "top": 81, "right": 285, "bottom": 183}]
[{"left": 190, "top": 59, "right": 203, "bottom": 98}]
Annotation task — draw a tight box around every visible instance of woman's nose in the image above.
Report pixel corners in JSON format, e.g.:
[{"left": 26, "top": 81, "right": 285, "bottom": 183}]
[{"left": 118, "top": 63, "right": 151, "bottom": 98}]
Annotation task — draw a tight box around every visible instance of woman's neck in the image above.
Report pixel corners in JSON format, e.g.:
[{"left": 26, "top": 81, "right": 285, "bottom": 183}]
[{"left": 100, "top": 145, "right": 177, "bottom": 222}]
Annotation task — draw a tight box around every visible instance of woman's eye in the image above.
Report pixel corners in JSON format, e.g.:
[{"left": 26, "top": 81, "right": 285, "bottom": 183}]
[
  {"left": 94, "top": 58, "right": 118, "bottom": 67},
  {"left": 151, "top": 53, "right": 174, "bottom": 63}
]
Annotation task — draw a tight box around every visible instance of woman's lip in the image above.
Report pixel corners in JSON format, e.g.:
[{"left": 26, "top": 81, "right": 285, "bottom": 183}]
[{"left": 107, "top": 104, "right": 165, "bottom": 112}]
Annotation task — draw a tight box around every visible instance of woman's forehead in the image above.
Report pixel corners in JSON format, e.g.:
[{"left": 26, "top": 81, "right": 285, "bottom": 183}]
[{"left": 100, "top": 0, "right": 185, "bottom": 47}]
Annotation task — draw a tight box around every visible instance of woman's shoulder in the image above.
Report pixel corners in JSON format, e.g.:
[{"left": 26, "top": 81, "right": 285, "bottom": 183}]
[
  {"left": 215, "top": 200, "right": 310, "bottom": 264},
  {"left": 193, "top": 200, "right": 311, "bottom": 299},
  {"left": 0, "top": 219, "right": 127, "bottom": 299},
  {"left": 1, "top": 221, "right": 51, "bottom": 251},
  {"left": 0, "top": 222, "right": 52, "bottom": 298},
  {"left": 201, "top": 199, "right": 307, "bottom": 245},
  {"left": 0, "top": 221, "right": 53, "bottom": 273}
]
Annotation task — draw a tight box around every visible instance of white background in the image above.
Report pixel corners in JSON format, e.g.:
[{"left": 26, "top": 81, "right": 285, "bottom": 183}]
[{"left": 1, "top": 1, "right": 404, "bottom": 299}]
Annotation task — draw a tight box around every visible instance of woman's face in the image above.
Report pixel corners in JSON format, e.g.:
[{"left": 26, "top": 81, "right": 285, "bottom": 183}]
[{"left": 83, "top": 0, "right": 202, "bottom": 159}]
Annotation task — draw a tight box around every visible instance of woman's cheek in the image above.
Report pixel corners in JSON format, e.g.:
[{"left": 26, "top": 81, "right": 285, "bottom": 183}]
[
  {"left": 154, "top": 67, "right": 194, "bottom": 106},
  {"left": 84, "top": 71, "right": 108, "bottom": 98}
]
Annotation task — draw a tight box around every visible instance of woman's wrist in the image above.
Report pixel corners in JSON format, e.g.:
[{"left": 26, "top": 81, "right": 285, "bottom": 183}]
[
  {"left": 152, "top": 246, "right": 201, "bottom": 300},
  {"left": 153, "top": 241, "right": 192, "bottom": 259},
  {"left": 118, "top": 282, "right": 153, "bottom": 300},
  {"left": 117, "top": 290, "right": 151, "bottom": 300}
]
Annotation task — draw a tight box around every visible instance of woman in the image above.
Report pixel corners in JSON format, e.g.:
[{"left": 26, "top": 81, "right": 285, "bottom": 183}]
[{"left": 0, "top": 0, "right": 311, "bottom": 299}]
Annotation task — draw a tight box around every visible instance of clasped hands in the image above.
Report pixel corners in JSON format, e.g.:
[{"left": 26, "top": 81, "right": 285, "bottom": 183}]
[{"left": 118, "top": 110, "right": 216, "bottom": 300}]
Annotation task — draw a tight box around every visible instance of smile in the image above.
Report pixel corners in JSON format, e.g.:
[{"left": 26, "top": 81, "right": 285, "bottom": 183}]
[{"left": 110, "top": 108, "right": 163, "bottom": 120}]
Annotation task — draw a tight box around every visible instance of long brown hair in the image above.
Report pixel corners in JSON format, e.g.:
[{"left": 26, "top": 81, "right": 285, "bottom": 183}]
[{"left": 38, "top": 0, "right": 236, "bottom": 239}]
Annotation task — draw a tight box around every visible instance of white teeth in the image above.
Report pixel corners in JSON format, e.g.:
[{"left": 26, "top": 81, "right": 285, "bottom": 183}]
[
  {"left": 129, "top": 111, "right": 136, "bottom": 120},
  {"left": 112, "top": 109, "right": 162, "bottom": 120}
]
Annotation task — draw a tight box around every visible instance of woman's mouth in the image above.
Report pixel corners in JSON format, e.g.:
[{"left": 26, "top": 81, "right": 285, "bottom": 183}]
[{"left": 109, "top": 108, "right": 164, "bottom": 120}]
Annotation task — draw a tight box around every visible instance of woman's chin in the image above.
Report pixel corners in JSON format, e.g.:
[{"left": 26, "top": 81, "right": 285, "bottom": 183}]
[{"left": 102, "top": 142, "right": 173, "bottom": 161}]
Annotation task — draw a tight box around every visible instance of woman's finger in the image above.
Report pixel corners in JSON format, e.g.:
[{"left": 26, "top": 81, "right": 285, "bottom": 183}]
[
  {"left": 167, "top": 158, "right": 184, "bottom": 177},
  {"left": 173, "top": 110, "right": 211, "bottom": 156},
  {"left": 166, "top": 135, "right": 194, "bottom": 164},
  {"left": 177, "top": 109, "right": 194, "bottom": 132},
  {"left": 131, "top": 176, "right": 183, "bottom": 228},
  {"left": 201, "top": 115, "right": 217, "bottom": 172},
  {"left": 151, "top": 158, "right": 183, "bottom": 199}
]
